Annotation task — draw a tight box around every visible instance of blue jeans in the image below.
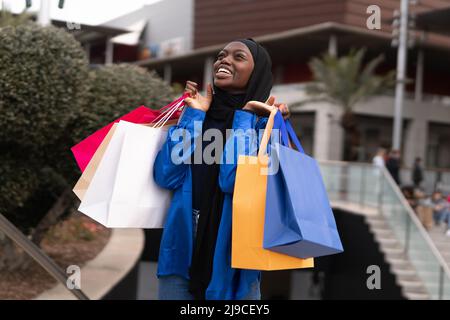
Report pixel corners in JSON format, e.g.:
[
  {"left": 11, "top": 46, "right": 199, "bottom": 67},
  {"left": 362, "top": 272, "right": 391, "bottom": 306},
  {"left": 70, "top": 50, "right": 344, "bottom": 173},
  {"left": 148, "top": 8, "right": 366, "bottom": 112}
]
[
  {"left": 158, "top": 275, "right": 261, "bottom": 300},
  {"left": 438, "top": 210, "right": 450, "bottom": 229}
]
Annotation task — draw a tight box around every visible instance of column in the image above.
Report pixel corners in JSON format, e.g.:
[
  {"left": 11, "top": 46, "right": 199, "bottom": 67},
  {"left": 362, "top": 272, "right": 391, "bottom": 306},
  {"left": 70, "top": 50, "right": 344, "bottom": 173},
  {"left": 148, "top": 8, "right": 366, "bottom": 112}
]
[
  {"left": 415, "top": 48, "right": 424, "bottom": 103},
  {"left": 105, "top": 37, "right": 114, "bottom": 65},
  {"left": 163, "top": 64, "right": 172, "bottom": 84},
  {"left": 328, "top": 34, "right": 338, "bottom": 57},
  {"left": 203, "top": 56, "right": 214, "bottom": 92}
]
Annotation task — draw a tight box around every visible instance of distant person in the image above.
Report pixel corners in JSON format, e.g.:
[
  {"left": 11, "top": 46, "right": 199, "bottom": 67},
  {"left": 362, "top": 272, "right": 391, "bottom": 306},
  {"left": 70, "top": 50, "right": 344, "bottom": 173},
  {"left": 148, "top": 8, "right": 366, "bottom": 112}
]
[
  {"left": 386, "top": 149, "right": 401, "bottom": 185},
  {"left": 402, "top": 186, "right": 417, "bottom": 210},
  {"left": 372, "top": 148, "right": 386, "bottom": 196},
  {"left": 446, "top": 195, "right": 450, "bottom": 237},
  {"left": 415, "top": 189, "right": 434, "bottom": 230},
  {"left": 431, "top": 191, "right": 447, "bottom": 226},
  {"left": 372, "top": 148, "right": 386, "bottom": 168},
  {"left": 432, "top": 191, "right": 450, "bottom": 236},
  {"left": 412, "top": 157, "right": 424, "bottom": 189}
]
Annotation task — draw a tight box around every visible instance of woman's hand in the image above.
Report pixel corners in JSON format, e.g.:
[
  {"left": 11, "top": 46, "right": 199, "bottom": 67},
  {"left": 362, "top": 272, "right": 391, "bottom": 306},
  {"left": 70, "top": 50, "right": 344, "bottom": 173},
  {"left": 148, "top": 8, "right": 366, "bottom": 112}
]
[
  {"left": 242, "top": 97, "right": 290, "bottom": 119},
  {"left": 183, "top": 81, "right": 213, "bottom": 112},
  {"left": 242, "top": 96, "right": 276, "bottom": 116},
  {"left": 276, "top": 103, "right": 291, "bottom": 120}
]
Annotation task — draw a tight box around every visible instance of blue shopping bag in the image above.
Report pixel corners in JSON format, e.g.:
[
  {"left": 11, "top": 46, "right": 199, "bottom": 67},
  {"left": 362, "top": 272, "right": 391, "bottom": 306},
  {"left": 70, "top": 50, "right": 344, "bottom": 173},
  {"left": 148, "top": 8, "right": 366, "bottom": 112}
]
[{"left": 263, "top": 112, "right": 343, "bottom": 258}]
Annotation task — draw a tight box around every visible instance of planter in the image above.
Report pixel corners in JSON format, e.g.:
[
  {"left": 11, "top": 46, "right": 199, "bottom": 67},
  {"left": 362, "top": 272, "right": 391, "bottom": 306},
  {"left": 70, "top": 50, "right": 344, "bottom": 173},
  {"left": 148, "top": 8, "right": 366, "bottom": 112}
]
[{"left": 35, "top": 228, "right": 144, "bottom": 300}]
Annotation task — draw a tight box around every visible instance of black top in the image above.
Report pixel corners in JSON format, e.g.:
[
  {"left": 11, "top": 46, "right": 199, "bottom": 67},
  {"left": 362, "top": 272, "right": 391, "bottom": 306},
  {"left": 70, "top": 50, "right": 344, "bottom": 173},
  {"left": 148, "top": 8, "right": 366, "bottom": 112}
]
[{"left": 188, "top": 38, "right": 273, "bottom": 299}]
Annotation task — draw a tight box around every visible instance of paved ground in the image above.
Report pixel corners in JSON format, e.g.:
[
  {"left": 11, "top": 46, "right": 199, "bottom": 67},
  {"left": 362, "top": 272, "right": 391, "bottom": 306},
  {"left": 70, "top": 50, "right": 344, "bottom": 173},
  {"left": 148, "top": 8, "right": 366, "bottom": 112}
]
[
  {"left": 136, "top": 261, "right": 321, "bottom": 300},
  {"left": 137, "top": 261, "right": 158, "bottom": 300}
]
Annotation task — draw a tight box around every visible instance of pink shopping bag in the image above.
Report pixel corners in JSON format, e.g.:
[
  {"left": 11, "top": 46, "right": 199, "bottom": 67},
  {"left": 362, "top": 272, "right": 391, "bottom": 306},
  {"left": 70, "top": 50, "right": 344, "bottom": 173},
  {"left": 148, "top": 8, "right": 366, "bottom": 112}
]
[{"left": 71, "top": 95, "right": 187, "bottom": 172}]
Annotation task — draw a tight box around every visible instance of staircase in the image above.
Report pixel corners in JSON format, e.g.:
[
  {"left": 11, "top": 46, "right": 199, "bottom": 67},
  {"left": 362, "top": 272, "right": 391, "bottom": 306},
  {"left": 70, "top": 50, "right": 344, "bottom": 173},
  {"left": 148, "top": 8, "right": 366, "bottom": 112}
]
[
  {"left": 428, "top": 227, "right": 450, "bottom": 269},
  {"left": 320, "top": 160, "right": 450, "bottom": 300},
  {"left": 366, "top": 214, "right": 429, "bottom": 299}
]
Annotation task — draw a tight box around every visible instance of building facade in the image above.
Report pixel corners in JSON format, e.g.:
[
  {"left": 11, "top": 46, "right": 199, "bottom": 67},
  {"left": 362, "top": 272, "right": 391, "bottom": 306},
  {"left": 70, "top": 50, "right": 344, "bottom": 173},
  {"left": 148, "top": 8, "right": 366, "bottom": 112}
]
[{"left": 123, "top": 0, "right": 450, "bottom": 176}]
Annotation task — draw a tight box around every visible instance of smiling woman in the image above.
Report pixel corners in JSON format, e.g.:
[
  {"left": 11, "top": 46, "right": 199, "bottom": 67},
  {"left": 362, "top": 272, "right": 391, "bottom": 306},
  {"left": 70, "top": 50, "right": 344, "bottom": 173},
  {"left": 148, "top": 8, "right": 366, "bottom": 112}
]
[{"left": 153, "top": 39, "right": 287, "bottom": 300}]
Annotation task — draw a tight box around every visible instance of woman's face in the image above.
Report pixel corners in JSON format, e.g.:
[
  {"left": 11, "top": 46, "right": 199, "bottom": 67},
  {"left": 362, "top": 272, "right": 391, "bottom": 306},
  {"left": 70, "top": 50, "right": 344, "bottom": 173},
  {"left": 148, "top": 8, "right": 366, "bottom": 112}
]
[
  {"left": 432, "top": 192, "right": 442, "bottom": 201},
  {"left": 213, "top": 42, "right": 255, "bottom": 92}
]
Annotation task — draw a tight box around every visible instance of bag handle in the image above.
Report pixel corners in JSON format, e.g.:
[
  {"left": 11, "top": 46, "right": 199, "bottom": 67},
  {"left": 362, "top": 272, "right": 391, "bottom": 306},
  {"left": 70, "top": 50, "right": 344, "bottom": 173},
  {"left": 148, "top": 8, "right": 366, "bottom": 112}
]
[
  {"left": 274, "top": 111, "right": 289, "bottom": 147},
  {"left": 148, "top": 94, "right": 187, "bottom": 126},
  {"left": 285, "top": 120, "right": 305, "bottom": 153},
  {"left": 274, "top": 112, "right": 305, "bottom": 154},
  {"left": 257, "top": 108, "right": 279, "bottom": 158},
  {"left": 159, "top": 93, "right": 188, "bottom": 112},
  {"left": 152, "top": 98, "right": 185, "bottom": 128}
]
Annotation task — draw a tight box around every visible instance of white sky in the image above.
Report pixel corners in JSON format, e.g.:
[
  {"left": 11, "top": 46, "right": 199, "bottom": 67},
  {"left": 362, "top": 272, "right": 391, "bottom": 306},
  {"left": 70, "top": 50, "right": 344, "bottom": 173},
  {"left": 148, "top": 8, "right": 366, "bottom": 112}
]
[{"left": 1, "top": 0, "right": 163, "bottom": 25}]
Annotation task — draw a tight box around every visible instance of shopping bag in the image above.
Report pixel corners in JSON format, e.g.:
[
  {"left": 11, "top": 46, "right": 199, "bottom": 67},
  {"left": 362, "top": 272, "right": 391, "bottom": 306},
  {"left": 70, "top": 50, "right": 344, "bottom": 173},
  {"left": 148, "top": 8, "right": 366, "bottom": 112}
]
[
  {"left": 263, "top": 112, "right": 344, "bottom": 258},
  {"left": 73, "top": 123, "right": 118, "bottom": 200},
  {"left": 231, "top": 109, "right": 314, "bottom": 270},
  {"left": 71, "top": 95, "right": 186, "bottom": 172},
  {"left": 72, "top": 119, "right": 178, "bottom": 201},
  {"left": 77, "top": 120, "right": 173, "bottom": 228}
]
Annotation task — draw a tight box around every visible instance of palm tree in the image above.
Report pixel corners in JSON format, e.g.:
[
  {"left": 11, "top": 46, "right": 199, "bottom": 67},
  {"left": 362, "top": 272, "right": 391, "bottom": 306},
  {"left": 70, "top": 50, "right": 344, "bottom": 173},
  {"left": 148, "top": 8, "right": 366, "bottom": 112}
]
[{"left": 302, "top": 48, "right": 396, "bottom": 161}]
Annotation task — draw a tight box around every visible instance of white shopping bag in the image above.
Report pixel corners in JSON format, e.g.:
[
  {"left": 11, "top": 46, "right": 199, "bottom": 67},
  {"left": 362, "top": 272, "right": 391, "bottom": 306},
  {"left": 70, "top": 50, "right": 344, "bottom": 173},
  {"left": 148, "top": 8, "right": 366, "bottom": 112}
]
[
  {"left": 78, "top": 120, "right": 172, "bottom": 228},
  {"left": 73, "top": 123, "right": 119, "bottom": 201}
]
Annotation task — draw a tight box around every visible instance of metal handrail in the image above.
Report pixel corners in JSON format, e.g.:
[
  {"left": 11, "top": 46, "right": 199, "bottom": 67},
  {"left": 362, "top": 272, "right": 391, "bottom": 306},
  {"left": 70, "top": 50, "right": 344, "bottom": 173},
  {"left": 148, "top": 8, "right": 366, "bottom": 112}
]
[
  {"left": 319, "top": 160, "right": 450, "bottom": 289},
  {"left": 0, "top": 213, "right": 89, "bottom": 300}
]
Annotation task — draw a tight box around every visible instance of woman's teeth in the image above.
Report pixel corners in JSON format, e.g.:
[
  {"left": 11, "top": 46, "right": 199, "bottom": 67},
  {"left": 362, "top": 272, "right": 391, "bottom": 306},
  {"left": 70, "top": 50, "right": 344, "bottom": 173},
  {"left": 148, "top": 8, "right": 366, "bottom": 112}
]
[{"left": 217, "top": 68, "right": 232, "bottom": 75}]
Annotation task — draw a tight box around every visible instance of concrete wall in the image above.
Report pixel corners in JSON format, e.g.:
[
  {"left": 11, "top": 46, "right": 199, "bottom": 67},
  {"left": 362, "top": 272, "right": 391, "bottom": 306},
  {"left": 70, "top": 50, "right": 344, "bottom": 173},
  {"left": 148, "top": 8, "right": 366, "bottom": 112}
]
[
  {"left": 352, "top": 96, "right": 450, "bottom": 168},
  {"left": 144, "top": 0, "right": 194, "bottom": 52},
  {"left": 273, "top": 84, "right": 344, "bottom": 161},
  {"left": 105, "top": 0, "right": 194, "bottom": 52}
]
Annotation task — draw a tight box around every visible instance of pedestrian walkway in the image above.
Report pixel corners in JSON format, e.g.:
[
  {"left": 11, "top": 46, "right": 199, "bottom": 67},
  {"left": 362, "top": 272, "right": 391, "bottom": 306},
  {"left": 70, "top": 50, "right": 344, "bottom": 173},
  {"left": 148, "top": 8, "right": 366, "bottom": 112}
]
[{"left": 137, "top": 261, "right": 158, "bottom": 300}]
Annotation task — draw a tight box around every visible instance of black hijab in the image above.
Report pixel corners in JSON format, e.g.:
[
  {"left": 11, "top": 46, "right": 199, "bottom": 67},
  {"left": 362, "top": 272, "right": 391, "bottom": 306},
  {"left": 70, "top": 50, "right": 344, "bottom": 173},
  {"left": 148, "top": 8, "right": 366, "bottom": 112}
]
[{"left": 189, "top": 39, "right": 273, "bottom": 300}]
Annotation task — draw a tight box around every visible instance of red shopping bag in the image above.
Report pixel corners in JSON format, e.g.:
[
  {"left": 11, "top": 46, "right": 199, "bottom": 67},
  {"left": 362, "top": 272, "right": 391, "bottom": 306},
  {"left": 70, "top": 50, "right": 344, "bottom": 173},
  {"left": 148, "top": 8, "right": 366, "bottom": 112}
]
[{"left": 71, "top": 95, "right": 187, "bottom": 172}]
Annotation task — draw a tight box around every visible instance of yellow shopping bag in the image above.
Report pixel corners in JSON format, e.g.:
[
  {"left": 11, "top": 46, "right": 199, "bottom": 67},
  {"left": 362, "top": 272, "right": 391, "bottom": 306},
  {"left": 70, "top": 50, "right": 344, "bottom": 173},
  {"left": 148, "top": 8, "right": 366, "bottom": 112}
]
[{"left": 232, "top": 109, "right": 314, "bottom": 270}]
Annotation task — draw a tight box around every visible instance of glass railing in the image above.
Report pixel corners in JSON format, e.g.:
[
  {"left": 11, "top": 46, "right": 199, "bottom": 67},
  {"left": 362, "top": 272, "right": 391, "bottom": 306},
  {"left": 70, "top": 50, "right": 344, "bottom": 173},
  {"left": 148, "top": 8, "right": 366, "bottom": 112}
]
[{"left": 319, "top": 160, "right": 450, "bottom": 300}]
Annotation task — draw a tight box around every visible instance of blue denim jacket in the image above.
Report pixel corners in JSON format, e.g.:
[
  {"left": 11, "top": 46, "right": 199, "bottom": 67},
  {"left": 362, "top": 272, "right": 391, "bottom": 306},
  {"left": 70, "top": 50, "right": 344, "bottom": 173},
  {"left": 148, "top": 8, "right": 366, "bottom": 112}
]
[{"left": 153, "top": 106, "right": 268, "bottom": 299}]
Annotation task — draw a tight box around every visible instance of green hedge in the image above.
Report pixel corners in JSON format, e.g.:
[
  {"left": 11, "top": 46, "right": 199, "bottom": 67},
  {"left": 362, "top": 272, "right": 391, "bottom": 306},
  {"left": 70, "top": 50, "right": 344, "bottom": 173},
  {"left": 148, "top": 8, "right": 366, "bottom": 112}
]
[
  {"left": 71, "top": 64, "right": 173, "bottom": 143},
  {"left": 0, "top": 22, "right": 89, "bottom": 223},
  {"left": 0, "top": 22, "right": 173, "bottom": 232},
  {"left": 0, "top": 23, "right": 90, "bottom": 152}
]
